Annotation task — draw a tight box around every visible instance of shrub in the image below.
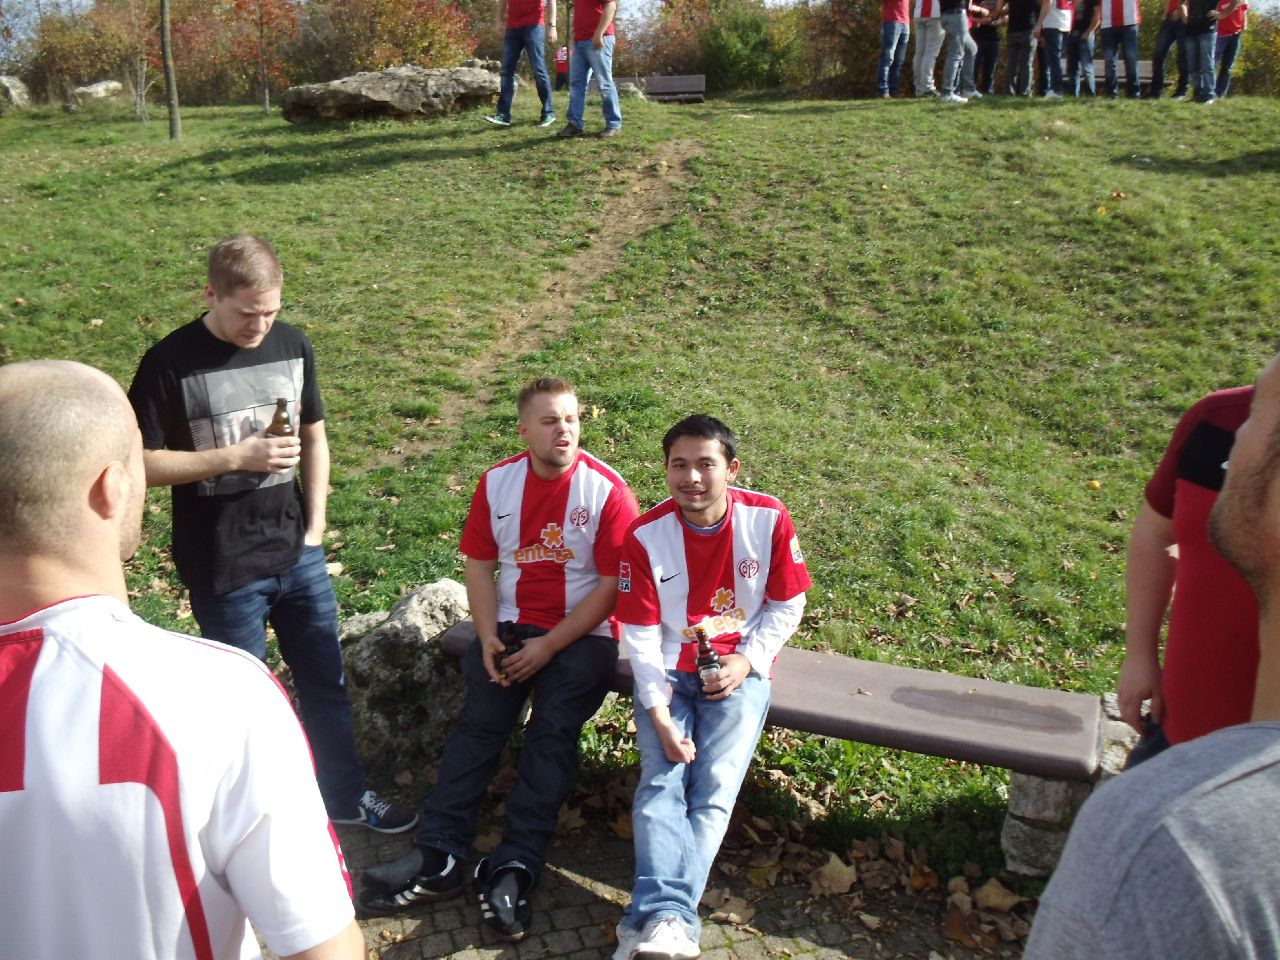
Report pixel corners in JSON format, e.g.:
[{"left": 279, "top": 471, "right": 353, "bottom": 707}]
[{"left": 1237, "top": 11, "right": 1280, "bottom": 96}]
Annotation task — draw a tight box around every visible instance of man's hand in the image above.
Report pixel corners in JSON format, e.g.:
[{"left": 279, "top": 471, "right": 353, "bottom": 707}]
[
  {"left": 1116, "top": 654, "right": 1164, "bottom": 734},
  {"left": 547, "top": 24, "right": 558, "bottom": 44},
  {"left": 495, "top": 633, "right": 556, "bottom": 685},
  {"left": 481, "top": 632, "right": 509, "bottom": 685},
  {"left": 236, "top": 428, "right": 301, "bottom": 474},
  {"left": 702, "top": 653, "right": 753, "bottom": 701},
  {"left": 592, "top": 31, "right": 605, "bottom": 49},
  {"left": 655, "top": 715, "right": 696, "bottom": 763}
]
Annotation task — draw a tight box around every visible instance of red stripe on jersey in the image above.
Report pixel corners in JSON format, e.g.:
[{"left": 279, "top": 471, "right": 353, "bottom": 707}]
[
  {"left": 515, "top": 469, "right": 572, "bottom": 623},
  {"left": 0, "top": 629, "right": 44, "bottom": 793},
  {"left": 99, "top": 666, "right": 214, "bottom": 960}
]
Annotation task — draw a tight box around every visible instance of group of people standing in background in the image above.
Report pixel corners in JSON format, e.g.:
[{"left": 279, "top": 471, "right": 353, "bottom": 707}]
[{"left": 878, "top": 0, "right": 1248, "bottom": 103}]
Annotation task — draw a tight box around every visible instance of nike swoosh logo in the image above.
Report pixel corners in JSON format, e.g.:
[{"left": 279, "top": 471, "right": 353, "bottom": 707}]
[
  {"left": 659, "top": 573, "right": 681, "bottom": 583},
  {"left": 497, "top": 512, "right": 512, "bottom": 519}
]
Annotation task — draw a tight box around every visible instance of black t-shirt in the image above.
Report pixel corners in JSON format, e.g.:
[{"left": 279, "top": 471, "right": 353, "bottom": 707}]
[
  {"left": 1184, "top": 0, "right": 1216, "bottom": 34},
  {"left": 940, "top": 0, "right": 967, "bottom": 14},
  {"left": 128, "top": 316, "right": 324, "bottom": 595},
  {"left": 1073, "top": 0, "right": 1098, "bottom": 30},
  {"left": 1007, "top": 0, "right": 1040, "bottom": 31}
]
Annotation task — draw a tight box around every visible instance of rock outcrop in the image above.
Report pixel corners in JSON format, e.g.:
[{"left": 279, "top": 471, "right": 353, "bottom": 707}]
[{"left": 282, "top": 65, "right": 500, "bottom": 123}]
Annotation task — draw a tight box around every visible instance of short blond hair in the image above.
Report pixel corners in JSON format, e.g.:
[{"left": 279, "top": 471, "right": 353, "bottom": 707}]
[
  {"left": 516, "top": 377, "right": 576, "bottom": 416},
  {"left": 207, "top": 235, "right": 283, "bottom": 297},
  {"left": 0, "top": 361, "right": 136, "bottom": 552}
]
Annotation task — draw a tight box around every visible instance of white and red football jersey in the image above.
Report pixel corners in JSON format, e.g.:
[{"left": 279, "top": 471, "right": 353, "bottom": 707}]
[
  {"left": 460, "top": 450, "right": 639, "bottom": 636},
  {"left": 617, "top": 487, "right": 812, "bottom": 710},
  {"left": 1100, "top": 0, "right": 1140, "bottom": 27},
  {"left": 914, "top": 0, "right": 938, "bottom": 18},
  {"left": 0, "top": 596, "right": 355, "bottom": 960}
]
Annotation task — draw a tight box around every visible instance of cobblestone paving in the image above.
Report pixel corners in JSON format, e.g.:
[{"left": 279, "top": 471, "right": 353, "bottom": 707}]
[{"left": 328, "top": 816, "right": 1020, "bottom": 960}]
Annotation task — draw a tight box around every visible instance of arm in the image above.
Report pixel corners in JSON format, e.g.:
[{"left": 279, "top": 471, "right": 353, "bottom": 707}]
[
  {"left": 1033, "top": 0, "right": 1051, "bottom": 35},
  {"left": 299, "top": 420, "right": 328, "bottom": 546},
  {"left": 1117, "top": 501, "right": 1177, "bottom": 733},
  {"left": 496, "top": 0, "right": 507, "bottom": 30},
  {"left": 465, "top": 557, "right": 505, "bottom": 684},
  {"left": 704, "top": 594, "right": 806, "bottom": 702},
  {"left": 280, "top": 921, "right": 364, "bottom": 960},
  {"left": 142, "top": 431, "right": 301, "bottom": 487},
  {"left": 1087, "top": 4, "right": 1100, "bottom": 34},
  {"left": 546, "top": 0, "right": 558, "bottom": 46},
  {"left": 498, "top": 574, "right": 619, "bottom": 684},
  {"left": 592, "top": 0, "right": 616, "bottom": 48}
]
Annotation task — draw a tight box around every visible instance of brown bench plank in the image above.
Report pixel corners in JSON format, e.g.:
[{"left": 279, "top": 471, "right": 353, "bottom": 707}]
[
  {"left": 437, "top": 620, "right": 1101, "bottom": 782},
  {"left": 585, "top": 74, "right": 706, "bottom": 103}
]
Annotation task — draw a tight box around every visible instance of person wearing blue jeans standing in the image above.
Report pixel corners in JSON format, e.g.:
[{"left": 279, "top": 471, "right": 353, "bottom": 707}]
[
  {"left": 1065, "top": 0, "right": 1100, "bottom": 94},
  {"left": 878, "top": 0, "right": 912, "bottom": 97},
  {"left": 1099, "top": 0, "right": 1142, "bottom": 97},
  {"left": 1215, "top": 0, "right": 1247, "bottom": 97},
  {"left": 1150, "top": 0, "right": 1189, "bottom": 98},
  {"left": 612, "top": 415, "right": 812, "bottom": 960},
  {"left": 128, "top": 234, "right": 417, "bottom": 836},
  {"left": 560, "top": 0, "right": 621, "bottom": 137},
  {"left": 1034, "top": 0, "right": 1073, "bottom": 96},
  {"left": 486, "top": 0, "right": 558, "bottom": 127},
  {"left": 939, "top": 0, "right": 983, "bottom": 101},
  {"left": 1183, "top": 0, "right": 1222, "bottom": 102}
]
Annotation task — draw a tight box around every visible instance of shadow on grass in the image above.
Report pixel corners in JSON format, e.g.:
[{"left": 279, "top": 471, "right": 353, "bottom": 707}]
[{"left": 1111, "top": 146, "right": 1280, "bottom": 176}]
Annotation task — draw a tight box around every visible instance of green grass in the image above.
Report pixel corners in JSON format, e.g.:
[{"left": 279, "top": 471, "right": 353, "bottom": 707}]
[{"left": 4, "top": 94, "right": 1278, "bottom": 868}]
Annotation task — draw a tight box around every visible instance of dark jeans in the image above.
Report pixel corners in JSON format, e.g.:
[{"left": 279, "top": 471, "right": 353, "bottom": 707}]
[
  {"left": 1006, "top": 29, "right": 1036, "bottom": 95},
  {"left": 188, "top": 544, "right": 366, "bottom": 811},
  {"left": 1042, "top": 28, "right": 1066, "bottom": 94},
  {"left": 496, "top": 24, "right": 554, "bottom": 121},
  {"left": 1065, "top": 30, "right": 1096, "bottom": 95},
  {"left": 1123, "top": 719, "right": 1171, "bottom": 769},
  {"left": 1150, "top": 17, "right": 1188, "bottom": 98},
  {"left": 878, "top": 20, "right": 911, "bottom": 95},
  {"left": 555, "top": 71, "right": 568, "bottom": 90},
  {"left": 1216, "top": 31, "right": 1242, "bottom": 97},
  {"left": 415, "top": 630, "right": 617, "bottom": 883},
  {"left": 1101, "top": 23, "right": 1141, "bottom": 97},
  {"left": 974, "top": 37, "right": 1001, "bottom": 94}
]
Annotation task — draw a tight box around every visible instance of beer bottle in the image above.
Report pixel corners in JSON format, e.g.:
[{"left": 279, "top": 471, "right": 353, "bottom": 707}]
[
  {"left": 266, "top": 398, "right": 294, "bottom": 437},
  {"left": 695, "top": 626, "right": 720, "bottom": 684}
]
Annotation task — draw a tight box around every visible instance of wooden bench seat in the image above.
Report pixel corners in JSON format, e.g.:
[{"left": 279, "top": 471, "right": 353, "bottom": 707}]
[
  {"left": 587, "top": 74, "right": 707, "bottom": 103},
  {"left": 437, "top": 619, "right": 1102, "bottom": 782}
]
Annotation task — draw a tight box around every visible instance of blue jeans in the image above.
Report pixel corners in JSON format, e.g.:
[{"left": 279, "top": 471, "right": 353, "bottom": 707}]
[
  {"left": 1216, "top": 31, "right": 1242, "bottom": 97},
  {"left": 1065, "top": 30, "right": 1096, "bottom": 95},
  {"left": 1042, "top": 28, "right": 1066, "bottom": 94},
  {"left": 1150, "top": 17, "right": 1188, "bottom": 98},
  {"left": 1185, "top": 30, "right": 1216, "bottom": 102},
  {"left": 567, "top": 35, "right": 621, "bottom": 131},
  {"left": 1006, "top": 29, "right": 1036, "bottom": 95},
  {"left": 188, "top": 544, "right": 365, "bottom": 811},
  {"left": 415, "top": 631, "right": 616, "bottom": 884},
  {"left": 496, "top": 24, "right": 554, "bottom": 121},
  {"left": 940, "top": 11, "right": 977, "bottom": 95},
  {"left": 878, "top": 20, "right": 911, "bottom": 95},
  {"left": 1101, "top": 24, "right": 1140, "bottom": 97},
  {"left": 621, "top": 670, "right": 771, "bottom": 938}
]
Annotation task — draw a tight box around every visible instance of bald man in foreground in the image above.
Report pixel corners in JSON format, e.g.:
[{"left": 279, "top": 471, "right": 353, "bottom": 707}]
[
  {"left": 1026, "top": 353, "right": 1280, "bottom": 959},
  {"left": 0, "top": 360, "right": 364, "bottom": 960}
]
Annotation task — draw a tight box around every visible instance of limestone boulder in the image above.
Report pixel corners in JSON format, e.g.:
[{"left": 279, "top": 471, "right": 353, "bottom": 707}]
[
  {"left": 341, "top": 579, "right": 471, "bottom": 786},
  {"left": 72, "top": 79, "right": 124, "bottom": 102},
  {"left": 282, "top": 65, "right": 500, "bottom": 123},
  {"left": 0, "top": 76, "right": 31, "bottom": 114}
]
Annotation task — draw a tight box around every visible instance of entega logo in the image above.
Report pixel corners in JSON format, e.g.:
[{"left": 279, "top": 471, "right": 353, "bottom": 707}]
[
  {"left": 682, "top": 587, "right": 747, "bottom": 641},
  {"left": 513, "top": 522, "right": 576, "bottom": 564}
]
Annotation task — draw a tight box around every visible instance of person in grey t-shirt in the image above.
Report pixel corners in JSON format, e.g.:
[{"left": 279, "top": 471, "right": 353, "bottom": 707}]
[{"left": 1026, "top": 349, "right": 1280, "bottom": 960}]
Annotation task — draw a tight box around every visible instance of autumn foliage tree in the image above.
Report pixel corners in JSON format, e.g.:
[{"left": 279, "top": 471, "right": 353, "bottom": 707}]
[{"left": 229, "top": 0, "right": 298, "bottom": 110}]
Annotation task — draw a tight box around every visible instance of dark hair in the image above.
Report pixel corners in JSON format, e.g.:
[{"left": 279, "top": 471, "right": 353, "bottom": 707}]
[{"left": 662, "top": 414, "right": 737, "bottom": 463}]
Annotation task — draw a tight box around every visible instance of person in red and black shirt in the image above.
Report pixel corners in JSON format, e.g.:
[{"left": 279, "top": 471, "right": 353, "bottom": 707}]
[{"left": 1118, "top": 386, "right": 1260, "bottom": 764}]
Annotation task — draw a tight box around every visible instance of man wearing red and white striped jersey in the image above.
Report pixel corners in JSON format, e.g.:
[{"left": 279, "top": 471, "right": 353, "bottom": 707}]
[
  {"left": 613, "top": 415, "right": 811, "bottom": 960},
  {"left": 0, "top": 360, "right": 362, "bottom": 960},
  {"left": 1099, "top": 0, "right": 1142, "bottom": 97},
  {"left": 360, "top": 378, "right": 638, "bottom": 942}
]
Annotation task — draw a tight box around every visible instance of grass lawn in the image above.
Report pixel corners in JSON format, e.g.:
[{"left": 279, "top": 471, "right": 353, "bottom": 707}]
[{"left": 3, "top": 92, "right": 1278, "bottom": 871}]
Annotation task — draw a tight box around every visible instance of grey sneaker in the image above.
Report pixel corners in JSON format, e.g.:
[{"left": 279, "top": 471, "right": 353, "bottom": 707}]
[
  {"left": 598, "top": 126, "right": 622, "bottom": 138},
  {"left": 557, "top": 123, "right": 585, "bottom": 138},
  {"left": 484, "top": 114, "right": 512, "bottom": 127},
  {"left": 537, "top": 114, "right": 557, "bottom": 128}
]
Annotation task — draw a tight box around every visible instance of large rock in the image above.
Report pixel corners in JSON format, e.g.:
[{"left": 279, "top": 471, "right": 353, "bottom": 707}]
[
  {"left": 282, "top": 65, "right": 501, "bottom": 123},
  {"left": 342, "top": 579, "right": 471, "bottom": 786},
  {"left": 0, "top": 76, "right": 31, "bottom": 114},
  {"left": 72, "top": 79, "right": 123, "bottom": 102}
]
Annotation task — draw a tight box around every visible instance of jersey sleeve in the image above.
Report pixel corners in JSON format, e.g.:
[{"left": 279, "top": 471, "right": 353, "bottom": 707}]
[
  {"left": 765, "top": 503, "right": 813, "bottom": 602},
  {"left": 615, "top": 525, "right": 661, "bottom": 627},
  {"left": 298, "top": 331, "right": 325, "bottom": 425},
  {"left": 459, "top": 474, "right": 498, "bottom": 561},
  {"left": 216, "top": 672, "right": 355, "bottom": 957},
  {"left": 1144, "top": 399, "right": 1204, "bottom": 519},
  {"left": 592, "top": 483, "right": 641, "bottom": 577}
]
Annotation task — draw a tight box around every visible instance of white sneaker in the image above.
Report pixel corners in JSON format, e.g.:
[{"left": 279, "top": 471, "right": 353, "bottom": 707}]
[
  {"left": 635, "top": 916, "right": 701, "bottom": 960},
  {"left": 613, "top": 922, "right": 644, "bottom": 960},
  {"left": 940, "top": 92, "right": 968, "bottom": 104},
  {"left": 1044, "top": 90, "right": 1063, "bottom": 99}
]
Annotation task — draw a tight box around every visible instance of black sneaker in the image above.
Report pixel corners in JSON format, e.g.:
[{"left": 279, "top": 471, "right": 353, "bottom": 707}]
[
  {"left": 358, "top": 846, "right": 464, "bottom": 916},
  {"left": 330, "top": 789, "right": 418, "bottom": 833},
  {"left": 557, "top": 123, "right": 585, "bottom": 138},
  {"left": 474, "top": 857, "right": 535, "bottom": 941}
]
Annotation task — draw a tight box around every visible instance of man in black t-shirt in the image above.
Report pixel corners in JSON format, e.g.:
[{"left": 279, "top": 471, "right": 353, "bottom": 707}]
[
  {"left": 1181, "top": 0, "right": 1221, "bottom": 102},
  {"left": 995, "top": 0, "right": 1041, "bottom": 94},
  {"left": 1065, "top": 0, "right": 1100, "bottom": 95},
  {"left": 128, "top": 235, "right": 415, "bottom": 834}
]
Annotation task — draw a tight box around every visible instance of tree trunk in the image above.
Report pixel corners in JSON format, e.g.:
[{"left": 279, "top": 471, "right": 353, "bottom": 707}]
[
  {"left": 160, "top": 0, "right": 181, "bottom": 139},
  {"left": 259, "top": 9, "right": 270, "bottom": 111}
]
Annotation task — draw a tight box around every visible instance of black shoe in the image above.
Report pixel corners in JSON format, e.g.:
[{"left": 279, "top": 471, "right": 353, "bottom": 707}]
[
  {"left": 329, "top": 789, "right": 419, "bottom": 834},
  {"left": 474, "top": 857, "right": 535, "bottom": 941},
  {"left": 557, "top": 123, "right": 585, "bottom": 138},
  {"left": 357, "top": 846, "right": 464, "bottom": 916}
]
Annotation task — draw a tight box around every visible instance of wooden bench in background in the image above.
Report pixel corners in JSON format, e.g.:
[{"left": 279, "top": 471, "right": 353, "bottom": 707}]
[
  {"left": 438, "top": 619, "right": 1101, "bottom": 782},
  {"left": 587, "top": 74, "right": 707, "bottom": 103}
]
